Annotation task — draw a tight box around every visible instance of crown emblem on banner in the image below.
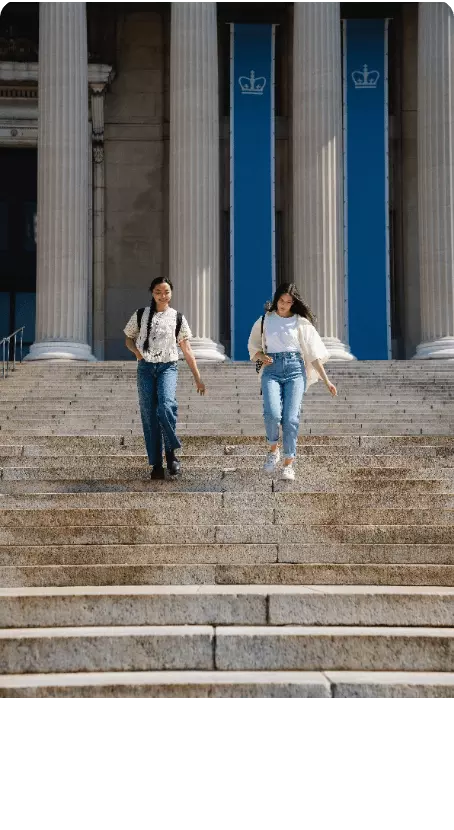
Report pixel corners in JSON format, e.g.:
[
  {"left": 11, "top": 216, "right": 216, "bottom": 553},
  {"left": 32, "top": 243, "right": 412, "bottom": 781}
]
[
  {"left": 351, "top": 65, "right": 380, "bottom": 89},
  {"left": 238, "top": 70, "right": 266, "bottom": 95}
]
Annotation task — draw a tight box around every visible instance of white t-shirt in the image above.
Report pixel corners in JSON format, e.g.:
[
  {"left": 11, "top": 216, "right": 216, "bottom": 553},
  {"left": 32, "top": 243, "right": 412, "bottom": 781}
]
[
  {"left": 123, "top": 307, "right": 192, "bottom": 363},
  {"left": 264, "top": 312, "right": 300, "bottom": 353}
]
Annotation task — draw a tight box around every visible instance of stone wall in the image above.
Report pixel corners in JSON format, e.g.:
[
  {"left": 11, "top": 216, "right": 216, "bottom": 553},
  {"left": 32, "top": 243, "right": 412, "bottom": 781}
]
[{"left": 104, "top": 8, "right": 166, "bottom": 359}]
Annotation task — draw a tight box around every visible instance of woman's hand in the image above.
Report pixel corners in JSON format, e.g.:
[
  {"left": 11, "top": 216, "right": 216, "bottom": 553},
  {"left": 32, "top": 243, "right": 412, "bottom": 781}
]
[
  {"left": 125, "top": 337, "right": 143, "bottom": 361},
  {"left": 180, "top": 338, "right": 206, "bottom": 395},
  {"left": 254, "top": 351, "right": 273, "bottom": 366},
  {"left": 312, "top": 359, "right": 337, "bottom": 397}
]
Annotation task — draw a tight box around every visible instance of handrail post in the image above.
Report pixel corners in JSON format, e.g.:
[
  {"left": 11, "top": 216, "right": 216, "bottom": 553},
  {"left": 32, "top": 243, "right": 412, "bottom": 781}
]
[{"left": 1, "top": 327, "right": 25, "bottom": 378}]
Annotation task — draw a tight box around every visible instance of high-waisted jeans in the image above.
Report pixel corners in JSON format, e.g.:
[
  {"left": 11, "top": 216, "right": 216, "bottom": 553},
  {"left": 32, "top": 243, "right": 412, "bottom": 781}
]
[
  {"left": 261, "top": 352, "right": 306, "bottom": 460},
  {"left": 137, "top": 360, "right": 181, "bottom": 466}
]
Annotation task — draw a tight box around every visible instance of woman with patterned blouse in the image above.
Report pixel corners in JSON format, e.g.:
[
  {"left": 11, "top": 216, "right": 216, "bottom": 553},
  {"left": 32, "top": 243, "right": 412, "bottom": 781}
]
[{"left": 124, "top": 277, "right": 206, "bottom": 479}]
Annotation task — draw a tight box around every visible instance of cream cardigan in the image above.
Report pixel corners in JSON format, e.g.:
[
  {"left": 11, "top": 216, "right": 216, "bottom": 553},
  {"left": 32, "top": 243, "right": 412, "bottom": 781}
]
[{"left": 247, "top": 312, "right": 330, "bottom": 390}]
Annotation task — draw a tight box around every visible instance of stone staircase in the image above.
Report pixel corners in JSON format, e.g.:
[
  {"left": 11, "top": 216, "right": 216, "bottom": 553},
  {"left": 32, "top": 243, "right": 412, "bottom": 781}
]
[{"left": 0, "top": 359, "right": 453, "bottom": 697}]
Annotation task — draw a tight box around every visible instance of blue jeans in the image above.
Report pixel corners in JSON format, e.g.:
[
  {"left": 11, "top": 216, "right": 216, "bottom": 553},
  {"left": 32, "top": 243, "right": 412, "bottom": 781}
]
[
  {"left": 261, "top": 352, "right": 306, "bottom": 460},
  {"left": 137, "top": 360, "right": 181, "bottom": 466}
]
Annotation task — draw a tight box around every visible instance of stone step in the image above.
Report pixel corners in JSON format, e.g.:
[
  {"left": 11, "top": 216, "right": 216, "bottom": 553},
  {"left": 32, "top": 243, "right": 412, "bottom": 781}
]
[
  {"left": 1, "top": 434, "right": 453, "bottom": 451},
  {"left": 1, "top": 669, "right": 454, "bottom": 697},
  {"left": 325, "top": 671, "right": 454, "bottom": 697},
  {"left": 0, "top": 625, "right": 214, "bottom": 673},
  {"left": 0, "top": 542, "right": 279, "bottom": 565},
  {"left": 215, "top": 626, "right": 454, "bottom": 671},
  {"left": 2, "top": 490, "right": 453, "bottom": 511},
  {"left": 2, "top": 454, "right": 454, "bottom": 473},
  {"left": 2, "top": 404, "right": 450, "bottom": 415},
  {"left": 1, "top": 541, "right": 453, "bottom": 566},
  {"left": 3, "top": 459, "right": 454, "bottom": 483},
  {"left": 0, "top": 670, "right": 332, "bottom": 697},
  {"left": 10, "top": 405, "right": 445, "bottom": 413},
  {"left": 1, "top": 585, "right": 453, "bottom": 628},
  {"left": 2, "top": 624, "right": 454, "bottom": 673},
  {"left": 2, "top": 427, "right": 451, "bottom": 438},
  {"left": 1, "top": 525, "right": 454, "bottom": 547},
  {"left": 2, "top": 562, "right": 454, "bottom": 587},
  {"left": 1, "top": 477, "right": 452, "bottom": 495},
  {"left": 1, "top": 506, "right": 454, "bottom": 527},
  {"left": 10, "top": 446, "right": 454, "bottom": 461}
]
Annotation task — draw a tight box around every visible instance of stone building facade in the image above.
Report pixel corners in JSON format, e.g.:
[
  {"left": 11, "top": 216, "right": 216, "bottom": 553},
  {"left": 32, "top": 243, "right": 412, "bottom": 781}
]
[{"left": 0, "top": 2, "right": 453, "bottom": 362}]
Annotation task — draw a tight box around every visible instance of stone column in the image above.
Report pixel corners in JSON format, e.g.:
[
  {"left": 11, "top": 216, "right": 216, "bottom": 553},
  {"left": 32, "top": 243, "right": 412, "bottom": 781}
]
[
  {"left": 27, "top": 2, "right": 94, "bottom": 361},
  {"left": 91, "top": 83, "right": 107, "bottom": 360},
  {"left": 414, "top": 3, "right": 454, "bottom": 359},
  {"left": 169, "top": 2, "right": 225, "bottom": 361},
  {"left": 293, "top": 2, "right": 353, "bottom": 360}
]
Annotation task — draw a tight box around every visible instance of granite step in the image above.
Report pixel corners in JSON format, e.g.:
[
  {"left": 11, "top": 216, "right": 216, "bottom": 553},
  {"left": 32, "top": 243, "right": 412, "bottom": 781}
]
[
  {"left": 1, "top": 434, "right": 453, "bottom": 450},
  {"left": 215, "top": 626, "right": 454, "bottom": 672},
  {"left": 1, "top": 585, "right": 453, "bottom": 628},
  {"left": 2, "top": 490, "right": 454, "bottom": 510},
  {"left": 1, "top": 525, "right": 454, "bottom": 547},
  {"left": 1, "top": 669, "right": 454, "bottom": 697},
  {"left": 0, "top": 541, "right": 452, "bottom": 566},
  {"left": 2, "top": 562, "right": 454, "bottom": 588},
  {"left": 2, "top": 624, "right": 454, "bottom": 673},
  {"left": 0, "top": 670, "right": 331, "bottom": 697},
  {"left": 2, "top": 454, "right": 454, "bottom": 475},
  {"left": 1, "top": 506, "right": 454, "bottom": 527}
]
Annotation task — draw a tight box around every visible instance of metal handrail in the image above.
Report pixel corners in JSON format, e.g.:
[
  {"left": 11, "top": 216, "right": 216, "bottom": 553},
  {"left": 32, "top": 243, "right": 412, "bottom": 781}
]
[{"left": 0, "top": 326, "right": 25, "bottom": 379}]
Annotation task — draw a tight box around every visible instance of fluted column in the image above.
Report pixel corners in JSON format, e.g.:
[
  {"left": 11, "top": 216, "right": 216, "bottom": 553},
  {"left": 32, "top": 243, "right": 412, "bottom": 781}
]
[
  {"left": 293, "top": 3, "right": 353, "bottom": 360},
  {"left": 169, "top": 2, "right": 225, "bottom": 361},
  {"left": 414, "top": 3, "right": 454, "bottom": 359},
  {"left": 91, "top": 84, "right": 107, "bottom": 360},
  {"left": 27, "top": 2, "right": 94, "bottom": 361}
]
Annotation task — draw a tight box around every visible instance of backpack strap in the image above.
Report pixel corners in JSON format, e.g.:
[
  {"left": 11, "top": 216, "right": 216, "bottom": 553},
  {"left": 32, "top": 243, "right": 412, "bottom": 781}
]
[{"left": 262, "top": 314, "right": 266, "bottom": 348}]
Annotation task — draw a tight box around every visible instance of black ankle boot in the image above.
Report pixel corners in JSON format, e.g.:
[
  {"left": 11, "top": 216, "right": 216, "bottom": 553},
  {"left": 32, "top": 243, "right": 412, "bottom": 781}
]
[
  {"left": 150, "top": 465, "right": 165, "bottom": 480},
  {"left": 165, "top": 450, "right": 181, "bottom": 476}
]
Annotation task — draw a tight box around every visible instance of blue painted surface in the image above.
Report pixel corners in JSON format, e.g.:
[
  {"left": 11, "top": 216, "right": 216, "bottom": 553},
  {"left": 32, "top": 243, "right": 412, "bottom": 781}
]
[
  {"left": 345, "top": 19, "right": 389, "bottom": 359},
  {"left": 15, "top": 291, "right": 36, "bottom": 344},
  {"left": 0, "top": 292, "right": 9, "bottom": 339},
  {"left": 231, "top": 23, "right": 274, "bottom": 360}
]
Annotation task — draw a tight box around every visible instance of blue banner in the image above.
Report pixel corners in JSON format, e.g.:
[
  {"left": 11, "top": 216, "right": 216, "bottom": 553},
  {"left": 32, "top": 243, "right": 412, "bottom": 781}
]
[
  {"left": 343, "top": 19, "right": 390, "bottom": 359},
  {"left": 230, "top": 23, "right": 275, "bottom": 360}
]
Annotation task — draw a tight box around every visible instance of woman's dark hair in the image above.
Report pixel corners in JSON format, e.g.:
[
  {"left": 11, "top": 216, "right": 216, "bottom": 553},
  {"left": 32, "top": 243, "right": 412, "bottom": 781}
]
[
  {"left": 143, "top": 278, "right": 173, "bottom": 353},
  {"left": 265, "top": 282, "right": 316, "bottom": 324}
]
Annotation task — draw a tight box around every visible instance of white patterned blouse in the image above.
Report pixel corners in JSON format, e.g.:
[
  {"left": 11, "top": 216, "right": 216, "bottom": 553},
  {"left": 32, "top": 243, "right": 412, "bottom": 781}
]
[{"left": 123, "top": 306, "right": 192, "bottom": 363}]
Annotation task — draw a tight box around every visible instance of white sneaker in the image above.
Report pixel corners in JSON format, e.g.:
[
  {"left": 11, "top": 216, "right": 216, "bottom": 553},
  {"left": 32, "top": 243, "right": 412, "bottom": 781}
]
[
  {"left": 263, "top": 448, "right": 280, "bottom": 474},
  {"left": 281, "top": 463, "right": 295, "bottom": 481}
]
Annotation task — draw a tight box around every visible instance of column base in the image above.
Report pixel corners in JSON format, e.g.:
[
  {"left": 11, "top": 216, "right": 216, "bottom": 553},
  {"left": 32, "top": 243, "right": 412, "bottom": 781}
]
[
  {"left": 413, "top": 337, "right": 454, "bottom": 360},
  {"left": 322, "top": 337, "right": 356, "bottom": 361},
  {"left": 183, "top": 338, "right": 227, "bottom": 362},
  {"left": 25, "top": 341, "right": 97, "bottom": 362}
]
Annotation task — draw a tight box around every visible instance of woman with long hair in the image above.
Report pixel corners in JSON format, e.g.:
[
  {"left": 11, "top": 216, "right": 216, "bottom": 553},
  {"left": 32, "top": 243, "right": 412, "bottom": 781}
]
[
  {"left": 124, "top": 277, "right": 205, "bottom": 479},
  {"left": 248, "top": 282, "right": 337, "bottom": 480}
]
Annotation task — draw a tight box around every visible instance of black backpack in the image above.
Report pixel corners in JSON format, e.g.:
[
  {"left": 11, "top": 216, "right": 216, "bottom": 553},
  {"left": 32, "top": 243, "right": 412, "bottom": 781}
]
[{"left": 136, "top": 307, "right": 183, "bottom": 341}]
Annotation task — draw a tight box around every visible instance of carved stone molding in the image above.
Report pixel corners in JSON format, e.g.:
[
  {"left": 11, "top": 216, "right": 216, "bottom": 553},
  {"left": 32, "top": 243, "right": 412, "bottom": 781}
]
[{"left": 93, "top": 144, "right": 104, "bottom": 164}]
